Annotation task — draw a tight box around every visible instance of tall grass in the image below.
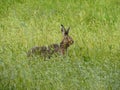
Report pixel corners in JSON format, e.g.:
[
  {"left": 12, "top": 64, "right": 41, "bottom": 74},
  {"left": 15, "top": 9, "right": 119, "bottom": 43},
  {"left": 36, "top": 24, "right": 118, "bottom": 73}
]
[{"left": 0, "top": 0, "right": 120, "bottom": 90}]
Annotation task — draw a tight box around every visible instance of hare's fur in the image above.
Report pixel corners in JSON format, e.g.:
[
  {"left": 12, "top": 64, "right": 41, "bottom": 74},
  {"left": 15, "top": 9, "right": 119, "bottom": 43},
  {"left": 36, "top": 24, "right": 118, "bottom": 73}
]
[{"left": 27, "top": 24, "right": 74, "bottom": 58}]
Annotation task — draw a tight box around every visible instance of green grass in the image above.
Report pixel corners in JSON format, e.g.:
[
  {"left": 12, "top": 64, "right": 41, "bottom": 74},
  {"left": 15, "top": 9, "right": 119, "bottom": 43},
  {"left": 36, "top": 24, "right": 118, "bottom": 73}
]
[{"left": 0, "top": 0, "right": 120, "bottom": 90}]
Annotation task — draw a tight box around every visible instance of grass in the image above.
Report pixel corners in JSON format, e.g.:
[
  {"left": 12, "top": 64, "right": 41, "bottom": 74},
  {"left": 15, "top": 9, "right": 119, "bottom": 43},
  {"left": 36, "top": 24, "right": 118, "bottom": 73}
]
[{"left": 0, "top": 0, "right": 120, "bottom": 90}]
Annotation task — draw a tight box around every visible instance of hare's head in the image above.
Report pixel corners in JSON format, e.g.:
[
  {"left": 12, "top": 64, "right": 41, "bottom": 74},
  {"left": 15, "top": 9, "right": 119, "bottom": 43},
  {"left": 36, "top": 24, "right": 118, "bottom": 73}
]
[{"left": 60, "top": 24, "right": 74, "bottom": 48}]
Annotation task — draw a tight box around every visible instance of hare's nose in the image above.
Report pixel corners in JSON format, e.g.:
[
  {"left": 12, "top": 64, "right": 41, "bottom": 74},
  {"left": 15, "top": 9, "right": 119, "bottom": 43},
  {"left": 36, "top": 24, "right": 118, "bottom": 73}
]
[
  {"left": 70, "top": 41, "right": 74, "bottom": 44},
  {"left": 72, "top": 41, "right": 74, "bottom": 44}
]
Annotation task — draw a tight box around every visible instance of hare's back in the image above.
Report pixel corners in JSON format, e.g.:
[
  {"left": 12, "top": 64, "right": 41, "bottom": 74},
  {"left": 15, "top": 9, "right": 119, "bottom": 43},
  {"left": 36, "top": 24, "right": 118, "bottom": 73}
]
[{"left": 27, "top": 46, "right": 47, "bottom": 57}]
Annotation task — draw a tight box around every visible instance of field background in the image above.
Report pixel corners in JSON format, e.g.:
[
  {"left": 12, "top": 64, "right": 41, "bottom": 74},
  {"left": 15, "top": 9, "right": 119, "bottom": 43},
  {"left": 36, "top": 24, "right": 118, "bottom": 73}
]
[{"left": 0, "top": 0, "right": 120, "bottom": 90}]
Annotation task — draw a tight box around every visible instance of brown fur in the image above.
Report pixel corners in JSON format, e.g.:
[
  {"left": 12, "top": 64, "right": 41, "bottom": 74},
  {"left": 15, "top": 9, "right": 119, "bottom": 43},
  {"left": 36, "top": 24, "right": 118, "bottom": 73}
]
[{"left": 27, "top": 24, "right": 74, "bottom": 58}]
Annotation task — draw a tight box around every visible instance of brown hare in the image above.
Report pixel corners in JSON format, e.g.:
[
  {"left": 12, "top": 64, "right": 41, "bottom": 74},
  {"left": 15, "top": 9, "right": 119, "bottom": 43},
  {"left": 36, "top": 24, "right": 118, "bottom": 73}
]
[{"left": 27, "top": 24, "right": 74, "bottom": 59}]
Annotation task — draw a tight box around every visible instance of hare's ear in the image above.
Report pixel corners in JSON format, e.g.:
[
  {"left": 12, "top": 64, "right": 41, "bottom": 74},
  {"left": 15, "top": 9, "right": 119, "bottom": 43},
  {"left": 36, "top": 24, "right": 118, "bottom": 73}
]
[
  {"left": 64, "top": 27, "right": 70, "bottom": 35},
  {"left": 61, "top": 24, "right": 65, "bottom": 35},
  {"left": 66, "top": 27, "right": 70, "bottom": 34}
]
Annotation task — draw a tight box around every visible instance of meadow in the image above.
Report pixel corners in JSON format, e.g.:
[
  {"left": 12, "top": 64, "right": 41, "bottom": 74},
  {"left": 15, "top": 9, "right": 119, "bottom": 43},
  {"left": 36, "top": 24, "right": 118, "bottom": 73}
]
[{"left": 0, "top": 0, "right": 120, "bottom": 90}]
